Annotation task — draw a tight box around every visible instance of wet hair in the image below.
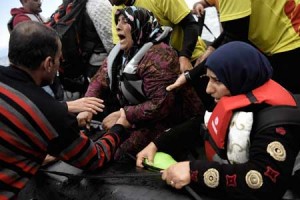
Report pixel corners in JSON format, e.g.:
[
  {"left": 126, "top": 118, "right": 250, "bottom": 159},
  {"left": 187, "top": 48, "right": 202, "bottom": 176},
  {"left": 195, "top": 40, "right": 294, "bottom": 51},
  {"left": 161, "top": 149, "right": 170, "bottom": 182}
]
[{"left": 8, "top": 21, "right": 60, "bottom": 70}]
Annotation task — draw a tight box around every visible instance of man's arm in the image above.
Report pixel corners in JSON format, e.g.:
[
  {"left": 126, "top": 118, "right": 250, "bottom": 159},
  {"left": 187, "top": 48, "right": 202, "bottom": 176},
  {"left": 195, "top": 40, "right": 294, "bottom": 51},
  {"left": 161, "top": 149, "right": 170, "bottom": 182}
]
[
  {"left": 48, "top": 110, "right": 129, "bottom": 170},
  {"left": 178, "top": 13, "right": 199, "bottom": 72},
  {"left": 211, "top": 16, "right": 250, "bottom": 49}
]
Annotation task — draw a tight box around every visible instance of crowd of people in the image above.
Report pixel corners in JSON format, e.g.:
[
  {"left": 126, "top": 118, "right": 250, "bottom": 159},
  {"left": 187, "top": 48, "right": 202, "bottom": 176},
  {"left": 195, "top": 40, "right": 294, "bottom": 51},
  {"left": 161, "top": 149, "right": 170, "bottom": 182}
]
[{"left": 1, "top": 0, "right": 300, "bottom": 199}]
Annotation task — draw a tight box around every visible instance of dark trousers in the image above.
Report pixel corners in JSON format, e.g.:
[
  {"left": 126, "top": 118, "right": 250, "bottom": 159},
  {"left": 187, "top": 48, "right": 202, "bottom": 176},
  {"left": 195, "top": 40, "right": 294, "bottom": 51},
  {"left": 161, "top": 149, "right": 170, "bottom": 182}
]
[{"left": 268, "top": 47, "right": 300, "bottom": 94}]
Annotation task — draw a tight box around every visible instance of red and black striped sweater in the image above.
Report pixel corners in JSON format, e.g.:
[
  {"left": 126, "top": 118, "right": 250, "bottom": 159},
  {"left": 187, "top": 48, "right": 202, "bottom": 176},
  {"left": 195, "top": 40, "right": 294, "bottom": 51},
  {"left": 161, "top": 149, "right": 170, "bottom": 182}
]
[{"left": 0, "top": 66, "right": 127, "bottom": 200}]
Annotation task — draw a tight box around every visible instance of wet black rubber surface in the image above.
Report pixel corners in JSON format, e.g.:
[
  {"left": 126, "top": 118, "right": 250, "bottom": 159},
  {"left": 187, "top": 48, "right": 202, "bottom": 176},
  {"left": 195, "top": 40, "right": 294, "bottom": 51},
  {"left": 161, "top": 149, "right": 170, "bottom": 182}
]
[{"left": 18, "top": 157, "right": 200, "bottom": 200}]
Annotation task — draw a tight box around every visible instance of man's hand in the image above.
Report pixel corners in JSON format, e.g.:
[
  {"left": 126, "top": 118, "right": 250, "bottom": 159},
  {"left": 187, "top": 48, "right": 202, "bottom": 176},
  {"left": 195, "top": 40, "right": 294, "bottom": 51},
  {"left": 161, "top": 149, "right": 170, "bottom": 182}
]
[
  {"left": 42, "top": 155, "right": 58, "bottom": 166},
  {"left": 166, "top": 73, "right": 187, "bottom": 91},
  {"left": 116, "top": 108, "right": 131, "bottom": 128},
  {"left": 192, "top": 1, "right": 205, "bottom": 17},
  {"left": 179, "top": 56, "right": 193, "bottom": 73},
  {"left": 102, "top": 110, "right": 121, "bottom": 130},
  {"left": 67, "top": 97, "right": 105, "bottom": 114},
  {"left": 77, "top": 111, "right": 93, "bottom": 129},
  {"left": 194, "top": 46, "right": 215, "bottom": 67}
]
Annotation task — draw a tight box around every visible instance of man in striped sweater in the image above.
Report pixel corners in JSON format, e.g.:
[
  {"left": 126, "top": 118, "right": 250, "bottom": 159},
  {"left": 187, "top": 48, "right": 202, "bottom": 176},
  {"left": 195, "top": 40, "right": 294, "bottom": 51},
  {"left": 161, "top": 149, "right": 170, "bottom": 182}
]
[{"left": 0, "top": 21, "right": 130, "bottom": 200}]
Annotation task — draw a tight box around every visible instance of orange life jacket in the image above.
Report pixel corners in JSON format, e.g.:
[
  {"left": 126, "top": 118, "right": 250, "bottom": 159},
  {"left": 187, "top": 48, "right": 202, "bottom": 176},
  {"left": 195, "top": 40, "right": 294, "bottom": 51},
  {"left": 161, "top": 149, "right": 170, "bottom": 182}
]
[{"left": 205, "top": 80, "right": 296, "bottom": 161}]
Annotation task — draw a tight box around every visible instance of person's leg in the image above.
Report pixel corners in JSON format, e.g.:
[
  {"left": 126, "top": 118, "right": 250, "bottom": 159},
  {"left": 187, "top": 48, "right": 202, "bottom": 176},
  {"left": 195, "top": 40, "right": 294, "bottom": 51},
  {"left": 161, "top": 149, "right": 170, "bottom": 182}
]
[{"left": 268, "top": 47, "right": 300, "bottom": 94}]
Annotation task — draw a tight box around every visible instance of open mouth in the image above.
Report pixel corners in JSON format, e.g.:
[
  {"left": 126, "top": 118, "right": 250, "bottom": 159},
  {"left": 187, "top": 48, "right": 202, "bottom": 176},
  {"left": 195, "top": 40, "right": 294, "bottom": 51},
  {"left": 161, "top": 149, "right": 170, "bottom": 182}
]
[{"left": 118, "top": 34, "right": 125, "bottom": 40}]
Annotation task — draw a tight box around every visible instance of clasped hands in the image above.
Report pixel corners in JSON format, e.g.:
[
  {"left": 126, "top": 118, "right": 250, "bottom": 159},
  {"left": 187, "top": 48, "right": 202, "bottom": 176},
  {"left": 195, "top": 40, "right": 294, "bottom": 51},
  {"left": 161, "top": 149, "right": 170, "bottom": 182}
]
[{"left": 77, "top": 108, "right": 131, "bottom": 130}]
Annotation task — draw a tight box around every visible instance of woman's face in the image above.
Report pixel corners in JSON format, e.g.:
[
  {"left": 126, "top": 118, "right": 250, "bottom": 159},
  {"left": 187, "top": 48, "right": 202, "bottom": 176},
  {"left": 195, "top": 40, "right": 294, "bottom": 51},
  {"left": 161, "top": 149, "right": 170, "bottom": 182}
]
[
  {"left": 206, "top": 68, "right": 231, "bottom": 103},
  {"left": 116, "top": 14, "right": 133, "bottom": 53}
]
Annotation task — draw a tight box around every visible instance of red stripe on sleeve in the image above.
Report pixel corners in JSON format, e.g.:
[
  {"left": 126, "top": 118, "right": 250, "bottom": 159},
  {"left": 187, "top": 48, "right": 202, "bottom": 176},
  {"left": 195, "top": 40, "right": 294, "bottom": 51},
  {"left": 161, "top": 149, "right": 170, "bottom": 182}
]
[
  {"left": 0, "top": 106, "right": 46, "bottom": 151},
  {"left": 0, "top": 194, "right": 9, "bottom": 200},
  {"left": 61, "top": 133, "right": 89, "bottom": 160},
  {"left": 0, "top": 172, "right": 27, "bottom": 189},
  {"left": 0, "top": 129, "right": 44, "bottom": 160},
  {"left": 76, "top": 146, "right": 97, "bottom": 167},
  {"left": 0, "top": 86, "right": 56, "bottom": 140},
  {"left": 0, "top": 152, "right": 39, "bottom": 175}
]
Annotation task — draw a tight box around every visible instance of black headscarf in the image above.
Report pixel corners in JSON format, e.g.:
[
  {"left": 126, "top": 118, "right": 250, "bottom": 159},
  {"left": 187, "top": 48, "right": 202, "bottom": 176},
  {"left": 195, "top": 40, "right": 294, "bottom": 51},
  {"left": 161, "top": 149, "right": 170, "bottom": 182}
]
[{"left": 205, "top": 41, "right": 273, "bottom": 95}]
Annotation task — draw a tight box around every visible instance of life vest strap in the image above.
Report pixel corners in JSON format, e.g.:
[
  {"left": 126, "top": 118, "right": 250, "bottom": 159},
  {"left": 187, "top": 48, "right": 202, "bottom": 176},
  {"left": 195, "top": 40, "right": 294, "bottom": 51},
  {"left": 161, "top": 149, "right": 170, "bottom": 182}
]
[
  {"left": 253, "top": 95, "right": 300, "bottom": 133},
  {"left": 203, "top": 131, "right": 227, "bottom": 160},
  {"left": 122, "top": 78, "right": 146, "bottom": 104}
]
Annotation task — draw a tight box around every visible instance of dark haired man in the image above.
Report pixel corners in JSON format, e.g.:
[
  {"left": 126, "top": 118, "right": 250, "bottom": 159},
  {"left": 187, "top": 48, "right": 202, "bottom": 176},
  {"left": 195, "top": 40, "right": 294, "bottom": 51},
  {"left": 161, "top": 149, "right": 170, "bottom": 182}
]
[
  {"left": 8, "top": 0, "right": 65, "bottom": 100},
  {"left": 0, "top": 21, "right": 130, "bottom": 200},
  {"left": 9, "top": 0, "right": 44, "bottom": 31}
]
